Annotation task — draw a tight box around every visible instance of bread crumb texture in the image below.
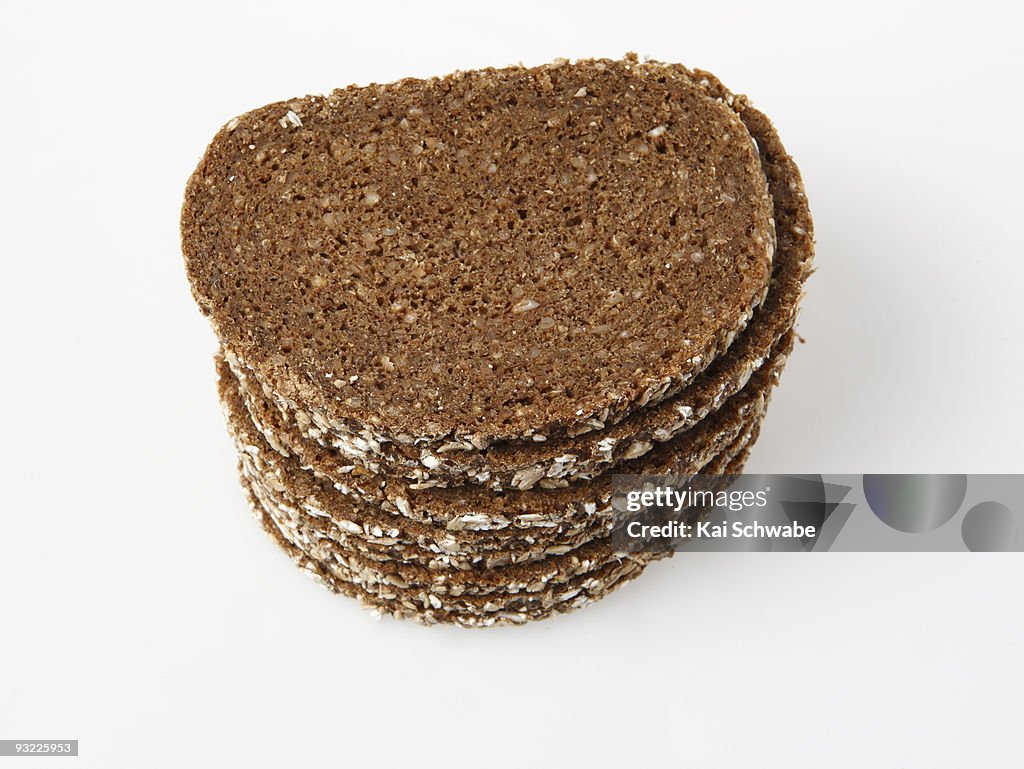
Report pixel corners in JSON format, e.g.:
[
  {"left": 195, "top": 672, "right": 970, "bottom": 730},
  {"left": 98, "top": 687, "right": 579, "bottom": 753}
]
[{"left": 182, "top": 57, "right": 777, "bottom": 443}]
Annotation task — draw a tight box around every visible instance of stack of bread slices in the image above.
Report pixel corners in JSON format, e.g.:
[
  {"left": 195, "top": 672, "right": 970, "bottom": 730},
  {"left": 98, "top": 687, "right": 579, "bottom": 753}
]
[{"left": 181, "top": 56, "right": 813, "bottom": 626}]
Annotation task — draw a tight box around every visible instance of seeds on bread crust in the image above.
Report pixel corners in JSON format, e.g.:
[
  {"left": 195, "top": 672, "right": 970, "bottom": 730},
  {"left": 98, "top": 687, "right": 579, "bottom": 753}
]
[
  {"left": 217, "top": 331, "right": 790, "bottom": 532},
  {"left": 219, "top": 349, "right": 780, "bottom": 570}
]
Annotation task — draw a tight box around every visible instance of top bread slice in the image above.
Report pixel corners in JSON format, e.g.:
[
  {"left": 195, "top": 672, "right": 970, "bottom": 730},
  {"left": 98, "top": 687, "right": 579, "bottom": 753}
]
[{"left": 182, "top": 56, "right": 776, "bottom": 445}]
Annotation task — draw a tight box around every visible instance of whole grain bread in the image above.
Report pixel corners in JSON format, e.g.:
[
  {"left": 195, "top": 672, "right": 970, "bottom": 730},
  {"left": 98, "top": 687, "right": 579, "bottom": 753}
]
[
  {"left": 204, "top": 60, "right": 813, "bottom": 488},
  {"left": 183, "top": 56, "right": 776, "bottom": 446},
  {"left": 187, "top": 56, "right": 813, "bottom": 627}
]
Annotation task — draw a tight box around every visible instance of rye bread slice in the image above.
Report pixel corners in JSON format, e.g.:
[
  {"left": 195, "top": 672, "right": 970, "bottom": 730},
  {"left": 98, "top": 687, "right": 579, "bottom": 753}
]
[
  {"left": 214, "top": 67, "right": 813, "bottom": 489},
  {"left": 183, "top": 55, "right": 776, "bottom": 447}
]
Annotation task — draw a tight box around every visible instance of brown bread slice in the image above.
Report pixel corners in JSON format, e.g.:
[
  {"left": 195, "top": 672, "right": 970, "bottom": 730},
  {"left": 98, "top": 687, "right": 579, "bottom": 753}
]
[
  {"left": 209, "top": 61, "right": 813, "bottom": 488},
  {"left": 183, "top": 55, "right": 776, "bottom": 447}
]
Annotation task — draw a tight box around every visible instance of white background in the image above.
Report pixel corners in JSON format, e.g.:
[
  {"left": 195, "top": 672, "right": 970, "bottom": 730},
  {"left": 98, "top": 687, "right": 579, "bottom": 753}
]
[{"left": 2, "top": 1, "right": 1022, "bottom": 766}]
